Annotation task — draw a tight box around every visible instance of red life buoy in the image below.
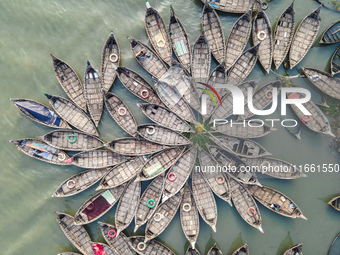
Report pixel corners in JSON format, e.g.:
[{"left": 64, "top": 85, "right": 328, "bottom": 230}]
[
  {"left": 247, "top": 207, "right": 257, "bottom": 217},
  {"left": 216, "top": 176, "right": 225, "bottom": 184},
  {"left": 167, "top": 172, "right": 176, "bottom": 181},
  {"left": 118, "top": 107, "right": 127, "bottom": 116},
  {"left": 301, "top": 115, "right": 311, "bottom": 122},
  {"left": 265, "top": 90, "right": 273, "bottom": 99},
  {"left": 141, "top": 90, "right": 149, "bottom": 99},
  {"left": 108, "top": 229, "right": 117, "bottom": 238}
]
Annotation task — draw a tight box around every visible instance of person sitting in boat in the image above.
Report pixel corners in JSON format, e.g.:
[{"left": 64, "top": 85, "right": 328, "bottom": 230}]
[
  {"left": 270, "top": 203, "right": 281, "bottom": 210},
  {"left": 136, "top": 50, "right": 146, "bottom": 59}
]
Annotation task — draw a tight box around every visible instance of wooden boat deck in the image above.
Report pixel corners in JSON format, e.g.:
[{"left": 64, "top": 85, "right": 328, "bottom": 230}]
[
  {"left": 201, "top": 0, "right": 259, "bottom": 13},
  {"left": 128, "top": 236, "right": 176, "bottom": 255},
  {"left": 283, "top": 243, "right": 303, "bottom": 255},
  {"left": 207, "top": 243, "right": 222, "bottom": 255},
  {"left": 328, "top": 195, "right": 340, "bottom": 212},
  {"left": 320, "top": 20, "right": 340, "bottom": 44},
  {"left": 232, "top": 244, "right": 249, "bottom": 255}
]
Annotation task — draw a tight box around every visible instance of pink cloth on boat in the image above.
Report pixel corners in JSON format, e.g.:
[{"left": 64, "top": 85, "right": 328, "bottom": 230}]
[{"left": 92, "top": 243, "right": 106, "bottom": 255}]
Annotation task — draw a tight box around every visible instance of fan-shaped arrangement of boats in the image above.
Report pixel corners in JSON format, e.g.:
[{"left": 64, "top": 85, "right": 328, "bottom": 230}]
[
  {"left": 328, "top": 195, "right": 340, "bottom": 212},
  {"left": 283, "top": 243, "right": 303, "bottom": 255},
  {"left": 320, "top": 20, "right": 340, "bottom": 44}
]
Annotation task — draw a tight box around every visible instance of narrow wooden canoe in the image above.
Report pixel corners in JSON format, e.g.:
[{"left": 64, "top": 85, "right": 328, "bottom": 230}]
[
  {"left": 247, "top": 185, "right": 307, "bottom": 220},
  {"left": 145, "top": 1, "right": 172, "bottom": 66},
  {"left": 115, "top": 178, "right": 141, "bottom": 235},
  {"left": 252, "top": 8, "right": 273, "bottom": 74},
  {"left": 320, "top": 20, "right": 340, "bottom": 44},
  {"left": 289, "top": 5, "right": 322, "bottom": 69},
  {"left": 10, "top": 98, "right": 71, "bottom": 129},
  {"left": 52, "top": 168, "right": 108, "bottom": 197},
  {"left": 44, "top": 94, "right": 98, "bottom": 136},
  {"left": 328, "top": 195, "right": 340, "bottom": 212},
  {"left": 301, "top": 67, "right": 340, "bottom": 100},
  {"left": 192, "top": 168, "right": 217, "bottom": 232},
  {"left": 169, "top": 5, "right": 191, "bottom": 73},
  {"left": 186, "top": 247, "right": 201, "bottom": 255},
  {"left": 273, "top": 3, "right": 295, "bottom": 70},
  {"left": 331, "top": 45, "right": 340, "bottom": 75},
  {"left": 283, "top": 243, "right": 303, "bottom": 255},
  {"left": 39, "top": 129, "right": 104, "bottom": 151},
  {"left": 74, "top": 184, "right": 126, "bottom": 225},
  {"left": 227, "top": 43, "right": 260, "bottom": 86},
  {"left": 225, "top": 9, "right": 253, "bottom": 70},
  {"left": 127, "top": 36, "right": 168, "bottom": 79},
  {"left": 128, "top": 236, "right": 176, "bottom": 255},
  {"left": 201, "top": 0, "right": 259, "bottom": 14},
  {"left": 163, "top": 146, "right": 197, "bottom": 202},
  {"left": 232, "top": 244, "right": 249, "bottom": 255},
  {"left": 288, "top": 92, "right": 334, "bottom": 137},
  {"left": 202, "top": 2, "right": 225, "bottom": 64},
  {"left": 105, "top": 137, "right": 167, "bottom": 156},
  {"left": 228, "top": 175, "right": 263, "bottom": 233},
  {"left": 50, "top": 54, "right": 87, "bottom": 112},
  {"left": 9, "top": 138, "right": 70, "bottom": 165},
  {"left": 90, "top": 243, "right": 115, "bottom": 255},
  {"left": 328, "top": 233, "right": 340, "bottom": 255},
  {"left": 207, "top": 243, "right": 222, "bottom": 255},
  {"left": 99, "top": 222, "right": 135, "bottom": 255},
  {"left": 137, "top": 124, "right": 191, "bottom": 146},
  {"left": 116, "top": 66, "right": 163, "bottom": 105},
  {"left": 134, "top": 174, "right": 165, "bottom": 232},
  {"left": 103, "top": 90, "right": 138, "bottom": 137},
  {"left": 101, "top": 31, "right": 120, "bottom": 91},
  {"left": 84, "top": 61, "right": 103, "bottom": 127},
  {"left": 135, "top": 146, "right": 186, "bottom": 182},
  {"left": 55, "top": 212, "right": 93, "bottom": 255}
]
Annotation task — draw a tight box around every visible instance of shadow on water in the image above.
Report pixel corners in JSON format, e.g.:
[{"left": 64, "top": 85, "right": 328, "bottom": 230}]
[
  {"left": 276, "top": 231, "right": 294, "bottom": 255},
  {"left": 226, "top": 232, "right": 244, "bottom": 255},
  {"left": 56, "top": 243, "right": 78, "bottom": 254},
  {"left": 205, "top": 232, "right": 218, "bottom": 254},
  {"left": 318, "top": 193, "right": 340, "bottom": 203}
]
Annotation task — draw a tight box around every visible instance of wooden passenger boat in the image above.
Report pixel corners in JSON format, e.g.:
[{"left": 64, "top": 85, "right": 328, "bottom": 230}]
[
  {"left": 207, "top": 243, "right": 223, "bottom": 255},
  {"left": 273, "top": 3, "right": 295, "bottom": 69},
  {"left": 289, "top": 5, "right": 322, "bottom": 69},
  {"left": 145, "top": 1, "right": 172, "bottom": 66},
  {"left": 134, "top": 174, "right": 165, "bottom": 232},
  {"left": 50, "top": 54, "right": 87, "bottom": 112},
  {"left": 169, "top": 5, "right": 191, "bottom": 73},
  {"left": 127, "top": 36, "right": 168, "bottom": 79},
  {"left": 328, "top": 233, "right": 340, "bottom": 255},
  {"left": 192, "top": 168, "right": 218, "bottom": 232},
  {"left": 186, "top": 247, "right": 201, "bottom": 255},
  {"left": 328, "top": 195, "right": 340, "bottom": 212},
  {"left": 9, "top": 138, "right": 70, "bottom": 165},
  {"left": 331, "top": 45, "right": 340, "bottom": 75},
  {"left": 283, "top": 243, "right": 303, "bottom": 255},
  {"left": 320, "top": 20, "right": 340, "bottom": 44},
  {"left": 74, "top": 184, "right": 126, "bottom": 225},
  {"left": 103, "top": 90, "right": 138, "bottom": 137},
  {"left": 90, "top": 243, "right": 115, "bottom": 255},
  {"left": 84, "top": 61, "right": 103, "bottom": 127},
  {"left": 225, "top": 9, "right": 253, "bottom": 70},
  {"left": 101, "top": 31, "right": 120, "bottom": 91},
  {"left": 10, "top": 98, "right": 71, "bottom": 129},
  {"left": 39, "top": 129, "right": 104, "bottom": 151},
  {"left": 202, "top": 2, "right": 225, "bottom": 64},
  {"left": 128, "top": 236, "right": 176, "bottom": 255},
  {"left": 55, "top": 212, "right": 93, "bottom": 255},
  {"left": 44, "top": 94, "right": 98, "bottom": 136},
  {"left": 52, "top": 168, "right": 108, "bottom": 197},
  {"left": 232, "top": 244, "right": 249, "bottom": 255},
  {"left": 201, "top": 0, "right": 259, "bottom": 14},
  {"left": 247, "top": 185, "right": 307, "bottom": 220}
]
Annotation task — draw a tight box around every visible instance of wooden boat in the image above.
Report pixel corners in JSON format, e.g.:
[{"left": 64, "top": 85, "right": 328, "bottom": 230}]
[
  {"left": 90, "top": 243, "right": 115, "bottom": 255},
  {"left": 39, "top": 129, "right": 104, "bottom": 151},
  {"left": 134, "top": 174, "right": 165, "bottom": 232},
  {"left": 328, "top": 233, "right": 340, "bottom": 255},
  {"left": 137, "top": 124, "right": 191, "bottom": 146},
  {"left": 9, "top": 138, "right": 70, "bottom": 165},
  {"left": 198, "top": 147, "right": 231, "bottom": 204},
  {"left": 228, "top": 175, "right": 263, "bottom": 233},
  {"left": 145, "top": 1, "right": 172, "bottom": 66},
  {"left": 65, "top": 149, "right": 128, "bottom": 169},
  {"left": 135, "top": 146, "right": 186, "bottom": 182},
  {"left": 201, "top": 0, "right": 259, "bottom": 14},
  {"left": 116, "top": 66, "right": 163, "bottom": 105},
  {"left": 320, "top": 20, "right": 340, "bottom": 44},
  {"left": 301, "top": 67, "right": 340, "bottom": 100},
  {"left": 331, "top": 45, "right": 340, "bottom": 75},
  {"left": 240, "top": 157, "right": 307, "bottom": 179},
  {"left": 103, "top": 90, "right": 138, "bottom": 137},
  {"left": 162, "top": 146, "right": 197, "bottom": 202},
  {"left": 105, "top": 137, "right": 167, "bottom": 156},
  {"left": 227, "top": 43, "right": 260, "bottom": 86},
  {"left": 207, "top": 144, "right": 260, "bottom": 186},
  {"left": 138, "top": 103, "right": 193, "bottom": 133},
  {"left": 328, "top": 195, "right": 340, "bottom": 212},
  {"left": 84, "top": 61, "right": 103, "bottom": 127},
  {"left": 128, "top": 236, "right": 176, "bottom": 255},
  {"left": 247, "top": 185, "right": 307, "bottom": 220},
  {"left": 144, "top": 187, "right": 184, "bottom": 242},
  {"left": 10, "top": 98, "right": 71, "bottom": 129},
  {"left": 232, "top": 244, "right": 249, "bottom": 255},
  {"left": 50, "top": 54, "right": 87, "bottom": 112},
  {"left": 99, "top": 222, "right": 135, "bottom": 255},
  {"left": 52, "top": 168, "right": 108, "bottom": 197},
  {"left": 57, "top": 253, "right": 81, "bottom": 255},
  {"left": 288, "top": 92, "right": 334, "bottom": 137},
  {"left": 207, "top": 243, "right": 222, "bottom": 255},
  {"left": 101, "top": 31, "right": 120, "bottom": 91},
  {"left": 180, "top": 183, "right": 200, "bottom": 249},
  {"left": 127, "top": 36, "right": 168, "bottom": 79},
  {"left": 74, "top": 184, "right": 126, "bottom": 225},
  {"left": 289, "top": 5, "right": 322, "bottom": 69},
  {"left": 97, "top": 156, "right": 146, "bottom": 189},
  {"left": 115, "top": 178, "right": 141, "bottom": 235},
  {"left": 169, "top": 5, "right": 191, "bottom": 73},
  {"left": 44, "top": 94, "right": 98, "bottom": 136},
  {"left": 210, "top": 135, "right": 271, "bottom": 158},
  {"left": 225, "top": 9, "right": 253, "bottom": 70},
  {"left": 252, "top": 8, "right": 273, "bottom": 74},
  {"left": 283, "top": 243, "right": 303, "bottom": 255},
  {"left": 55, "top": 212, "right": 93, "bottom": 255},
  {"left": 192, "top": 168, "right": 217, "bottom": 232},
  {"left": 202, "top": 2, "right": 225, "bottom": 64},
  {"left": 273, "top": 3, "right": 295, "bottom": 70},
  {"left": 186, "top": 247, "right": 201, "bottom": 255}
]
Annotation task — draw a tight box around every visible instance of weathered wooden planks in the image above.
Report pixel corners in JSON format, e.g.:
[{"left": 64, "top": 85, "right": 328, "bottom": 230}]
[
  {"left": 320, "top": 20, "right": 340, "bottom": 44},
  {"left": 331, "top": 45, "right": 340, "bottom": 75},
  {"left": 201, "top": 0, "right": 259, "bottom": 14},
  {"left": 128, "top": 236, "right": 176, "bottom": 255}
]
